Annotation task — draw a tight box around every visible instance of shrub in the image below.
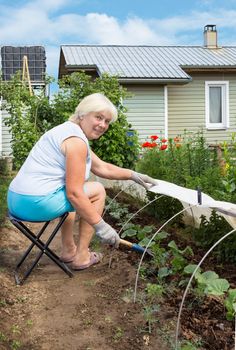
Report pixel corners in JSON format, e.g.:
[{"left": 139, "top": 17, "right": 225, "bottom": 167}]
[{"left": 1, "top": 71, "right": 139, "bottom": 169}]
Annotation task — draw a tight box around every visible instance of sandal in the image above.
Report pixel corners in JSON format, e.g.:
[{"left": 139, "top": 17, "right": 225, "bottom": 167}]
[
  {"left": 71, "top": 252, "right": 103, "bottom": 271},
  {"left": 60, "top": 254, "right": 76, "bottom": 263}
]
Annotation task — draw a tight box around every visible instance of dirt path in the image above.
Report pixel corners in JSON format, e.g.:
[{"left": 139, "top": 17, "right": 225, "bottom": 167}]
[{"left": 0, "top": 218, "right": 169, "bottom": 350}]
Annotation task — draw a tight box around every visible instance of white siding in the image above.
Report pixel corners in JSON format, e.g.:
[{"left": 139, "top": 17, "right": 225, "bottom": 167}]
[
  {"left": 1, "top": 108, "right": 12, "bottom": 157},
  {"left": 168, "top": 72, "right": 236, "bottom": 144},
  {"left": 123, "top": 85, "right": 165, "bottom": 143}
]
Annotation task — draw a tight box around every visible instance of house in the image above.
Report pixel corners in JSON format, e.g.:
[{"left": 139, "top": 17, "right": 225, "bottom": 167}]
[
  {"left": 0, "top": 46, "right": 46, "bottom": 159},
  {"left": 58, "top": 25, "right": 236, "bottom": 144}
]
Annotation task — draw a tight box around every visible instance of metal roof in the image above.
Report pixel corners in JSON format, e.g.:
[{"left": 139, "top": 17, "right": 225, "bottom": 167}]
[{"left": 59, "top": 45, "right": 236, "bottom": 82}]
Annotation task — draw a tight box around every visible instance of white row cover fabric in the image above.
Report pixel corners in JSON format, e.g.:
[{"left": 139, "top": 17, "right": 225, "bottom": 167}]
[{"left": 149, "top": 180, "right": 236, "bottom": 229}]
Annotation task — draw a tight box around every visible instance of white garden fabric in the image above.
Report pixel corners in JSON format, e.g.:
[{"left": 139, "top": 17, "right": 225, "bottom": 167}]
[{"left": 149, "top": 180, "right": 236, "bottom": 229}]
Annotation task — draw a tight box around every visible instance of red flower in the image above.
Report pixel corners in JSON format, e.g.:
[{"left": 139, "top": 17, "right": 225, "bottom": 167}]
[
  {"left": 160, "top": 144, "right": 168, "bottom": 151},
  {"left": 161, "top": 138, "right": 167, "bottom": 143},
  {"left": 174, "top": 137, "right": 180, "bottom": 143},
  {"left": 150, "top": 142, "right": 157, "bottom": 148},
  {"left": 142, "top": 142, "right": 152, "bottom": 148},
  {"left": 150, "top": 135, "right": 158, "bottom": 140}
]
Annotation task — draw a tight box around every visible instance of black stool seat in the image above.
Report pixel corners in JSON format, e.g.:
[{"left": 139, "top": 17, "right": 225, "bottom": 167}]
[{"left": 8, "top": 211, "right": 73, "bottom": 285}]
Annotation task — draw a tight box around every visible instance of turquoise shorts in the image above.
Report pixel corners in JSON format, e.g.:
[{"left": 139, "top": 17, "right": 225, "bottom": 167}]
[{"left": 7, "top": 186, "right": 78, "bottom": 222}]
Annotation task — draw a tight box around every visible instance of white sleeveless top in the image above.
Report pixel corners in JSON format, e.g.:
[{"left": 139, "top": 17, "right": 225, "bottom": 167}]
[{"left": 9, "top": 121, "right": 91, "bottom": 195}]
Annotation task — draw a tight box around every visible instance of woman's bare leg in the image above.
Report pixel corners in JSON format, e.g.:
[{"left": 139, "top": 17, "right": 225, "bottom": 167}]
[
  {"left": 60, "top": 212, "right": 77, "bottom": 262},
  {"left": 72, "top": 181, "right": 106, "bottom": 267},
  {"left": 60, "top": 181, "right": 106, "bottom": 265}
]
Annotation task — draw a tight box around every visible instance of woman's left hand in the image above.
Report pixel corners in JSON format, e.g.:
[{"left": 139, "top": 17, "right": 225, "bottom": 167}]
[{"left": 131, "top": 171, "right": 158, "bottom": 190}]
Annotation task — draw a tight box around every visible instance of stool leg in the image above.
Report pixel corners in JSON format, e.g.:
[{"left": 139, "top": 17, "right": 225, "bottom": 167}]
[
  {"left": 13, "top": 213, "right": 73, "bottom": 285},
  {"left": 16, "top": 221, "right": 50, "bottom": 269}
]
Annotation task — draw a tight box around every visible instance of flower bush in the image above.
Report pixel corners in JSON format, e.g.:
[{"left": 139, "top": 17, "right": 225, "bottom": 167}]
[
  {"left": 137, "top": 130, "right": 224, "bottom": 198},
  {"left": 136, "top": 130, "right": 230, "bottom": 223}
]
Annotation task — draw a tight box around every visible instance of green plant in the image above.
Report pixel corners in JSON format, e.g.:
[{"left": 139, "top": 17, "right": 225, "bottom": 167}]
[
  {"left": 224, "top": 288, "right": 236, "bottom": 321},
  {"left": 219, "top": 135, "right": 236, "bottom": 202},
  {"left": 1, "top": 71, "right": 139, "bottom": 169},
  {"left": 11, "top": 340, "right": 21, "bottom": 350},
  {"left": 184, "top": 264, "right": 230, "bottom": 296},
  {"left": 146, "top": 283, "right": 164, "bottom": 301},
  {"left": 193, "top": 210, "right": 236, "bottom": 263},
  {"left": 121, "top": 223, "right": 155, "bottom": 243},
  {"left": 179, "top": 340, "right": 201, "bottom": 350},
  {"left": 11, "top": 325, "right": 21, "bottom": 335},
  {"left": 0, "top": 175, "right": 12, "bottom": 226},
  {"left": 105, "top": 197, "right": 132, "bottom": 222},
  {"left": 0, "top": 72, "right": 51, "bottom": 169},
  {"left": 0, "top": 158, "right": 12, "bottom": 175},
  {"left": 113, "top": 327, "right": 124, "bottom": 342},
  {"left": 0, "top": 332, "right": 7, "bottom": 341},
  {"left": 168, "top": 240, "right": 193, "bottom": 273},
  {"left": 136, "top": 130, "right": 228, "bottom": 221},
  {"left": 26, "top": 319, "right": 33, "bottom": 327},
  {"left": 143, "top": 305, "right": 160, "bottom": 333}
]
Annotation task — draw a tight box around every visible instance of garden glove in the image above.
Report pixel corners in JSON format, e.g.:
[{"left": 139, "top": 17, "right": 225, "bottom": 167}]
[
  {"left": 131, "top": 171, "right": 157, "bottom": 190},
  {"left": 94, "top": 219, "right": 120, "bottom": 248}
]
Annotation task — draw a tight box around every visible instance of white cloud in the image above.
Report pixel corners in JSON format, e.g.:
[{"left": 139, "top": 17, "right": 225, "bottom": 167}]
[{"left": 1, "top": 0, "right": 236, "bottom": 80}]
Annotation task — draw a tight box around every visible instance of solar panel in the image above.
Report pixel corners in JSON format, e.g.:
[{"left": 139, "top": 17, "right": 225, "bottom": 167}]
[{"left": 1, "top": 46, "right": 46, "bottom": 83}]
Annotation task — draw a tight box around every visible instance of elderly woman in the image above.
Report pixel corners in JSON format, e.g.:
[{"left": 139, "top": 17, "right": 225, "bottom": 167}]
[{"left": 8, "top": 93, "right": 156, "bottom": 270}]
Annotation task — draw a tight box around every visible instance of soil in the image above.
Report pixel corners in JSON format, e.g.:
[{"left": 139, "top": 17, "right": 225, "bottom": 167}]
[{"left": 0, "top": 189, "right": 235, "bottom": 350}]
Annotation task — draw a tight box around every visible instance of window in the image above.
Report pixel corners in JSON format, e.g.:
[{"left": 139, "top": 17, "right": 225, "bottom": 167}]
[{"left": 205, "top": 81, "right": 229, "bottom": 129}]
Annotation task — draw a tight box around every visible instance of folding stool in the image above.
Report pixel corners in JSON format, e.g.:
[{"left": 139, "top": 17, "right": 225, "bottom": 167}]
[{"left": 8, "top": 212, "right": 73, "bottom": 285}]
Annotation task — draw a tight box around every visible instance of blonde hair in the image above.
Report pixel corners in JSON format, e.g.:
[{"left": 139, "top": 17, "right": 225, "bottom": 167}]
[{"left": 69, "top": 93, "right": 118, "bottom": 123}]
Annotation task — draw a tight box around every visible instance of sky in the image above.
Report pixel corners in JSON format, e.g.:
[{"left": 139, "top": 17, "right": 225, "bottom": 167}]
[{"left": 1, "top": 0, "right": 236, "bottom": 90}]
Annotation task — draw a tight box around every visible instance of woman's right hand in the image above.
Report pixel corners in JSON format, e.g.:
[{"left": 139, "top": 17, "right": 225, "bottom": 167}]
[{"left": 94, "top": 219, "right": 120, "bottom": 248}]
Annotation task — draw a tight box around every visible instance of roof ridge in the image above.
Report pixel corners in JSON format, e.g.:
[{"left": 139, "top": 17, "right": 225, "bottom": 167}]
[{"left": 60, "top": 44, "right": 236, "bottom": 48}]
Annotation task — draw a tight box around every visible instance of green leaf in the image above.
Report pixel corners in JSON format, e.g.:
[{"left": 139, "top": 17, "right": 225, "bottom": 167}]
[
  {"left": 204, "top": 278, "right": 230, "bottom": 296},
  {"left": 138, "top": 237, "right": 155, "bottom": 247},
  {"left": 184, "top": 264, "right": 201, "bottom": 275},
  {"left": 154, "top": 231, "right": 169, "bottom": 241},
  {"left": 171, "top": 255, "right": 186, "bottom": 272},
  {"left": 196, "top": 271, "right": 219, "bottom": 286},
  {"left": 121, "top": 228, "right": 137, "bottom": 238},
  {"left": 158, "top": 267, "right": 171, "bottom": 279}
]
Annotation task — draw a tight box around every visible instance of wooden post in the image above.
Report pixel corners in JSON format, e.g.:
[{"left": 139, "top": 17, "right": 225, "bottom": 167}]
[{"left": 22, "top": 55, "right": 33, "bottom": 96}]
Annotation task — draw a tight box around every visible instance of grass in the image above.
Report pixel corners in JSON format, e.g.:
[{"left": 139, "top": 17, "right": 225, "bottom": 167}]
[{"left": 0, "top": 175, "right": 12, "bottom": 226}]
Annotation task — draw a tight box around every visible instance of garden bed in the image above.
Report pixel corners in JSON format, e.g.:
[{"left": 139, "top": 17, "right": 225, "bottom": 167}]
[{"left": 0, "top": 187, "right": 235, "bottom": 349}]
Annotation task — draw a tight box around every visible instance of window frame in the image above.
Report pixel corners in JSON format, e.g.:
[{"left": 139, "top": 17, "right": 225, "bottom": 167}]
[{"left": 205, "top": 81, "right": 229, "bottom": 130}]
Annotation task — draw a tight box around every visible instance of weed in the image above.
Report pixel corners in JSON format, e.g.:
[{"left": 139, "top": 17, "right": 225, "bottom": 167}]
[
  {"left": 0, "top": 299, "right": 7, "bottom": 307},
  {"left": 11, "top": 325, "right": 21, "bottom": 335},
  {"left": 121, "top": 287, "right": 133, "bottom": 303},
  {"left": 113, "top": 327, "right": 124, "bottom": 342},
  {"left": 178, "top": 339, "right": 204, "bottom": 349},
  {"left": 0, "top": 331, "right": 7, "bottom": 342},
  {"left": 26, "top": 319, "right": 33, "bottom": 327},
  {"left": 143, "top": 305, "right": 160, "bottom": 333},
  {"left": 11, "top": 340, "right": 21, "bottom": 350},
  {"left": 83, "top": 319, "right": 92, "bottom": 326},
  {"left": 104, "top": 316, "right": 112, "bottom": 323},
  {"left": 16, "top": 296, "right": 27, "bottom": 303}
]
